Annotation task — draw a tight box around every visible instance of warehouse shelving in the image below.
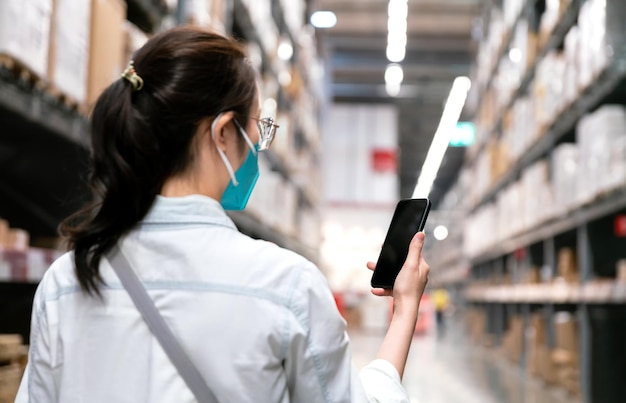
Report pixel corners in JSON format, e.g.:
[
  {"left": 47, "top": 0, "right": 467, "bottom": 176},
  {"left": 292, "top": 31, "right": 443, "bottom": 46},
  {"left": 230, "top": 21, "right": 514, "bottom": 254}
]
[
  {"left": 470, "top": 188, "right": 626, "bottom": 264},
  {"left": 469, "top": 0, "right": 582, "bottom": 165},
  {"left": 459, "top": 1, "right": 626, "bottom": 402},
  {"left": 470, "top": 63, "right": 626, "bottom": 211},
  {"left": 125, "top": 0, "right": 168, "bottom": 33}
]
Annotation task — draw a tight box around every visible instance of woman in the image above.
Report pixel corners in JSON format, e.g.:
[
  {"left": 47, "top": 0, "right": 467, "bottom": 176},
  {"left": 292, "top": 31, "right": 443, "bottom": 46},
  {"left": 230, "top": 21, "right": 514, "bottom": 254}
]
[{"left": 16, "top": 27, "right": 429, "bottom": 402}]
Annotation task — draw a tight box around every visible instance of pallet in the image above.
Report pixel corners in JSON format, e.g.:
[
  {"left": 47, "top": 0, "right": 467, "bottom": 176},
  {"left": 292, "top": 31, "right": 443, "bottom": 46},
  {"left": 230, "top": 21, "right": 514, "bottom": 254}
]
[
  {"left": 45, "top": 84, "right": 90, "bottom": 116},
  {"left": 0, "top": 335, "right": 23, "bottom": 365},
  {"left": 0, "top": 53, "right": 89, "bottom": 116},
  {"left": 0, "top": 364, "right": 23, "bottom": 403},
  {"left": 0, "top": 335, "right": 26, "bottom": 403},
  {"left": 0, "top": 54, "right": 45, "bottom": 90}
]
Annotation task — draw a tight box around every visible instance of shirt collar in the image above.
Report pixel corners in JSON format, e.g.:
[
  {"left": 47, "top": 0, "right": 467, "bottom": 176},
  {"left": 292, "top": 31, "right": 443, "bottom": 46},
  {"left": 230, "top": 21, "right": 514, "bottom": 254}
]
[{"left": 142, "top": 194, "right": 237, "bottom": 230}]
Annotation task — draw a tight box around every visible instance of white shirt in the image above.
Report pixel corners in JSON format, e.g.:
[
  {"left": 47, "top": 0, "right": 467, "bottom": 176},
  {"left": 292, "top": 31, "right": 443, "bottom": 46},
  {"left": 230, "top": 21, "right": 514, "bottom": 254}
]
[{"left": 16, "top": 195, "right": 410, "bottom": 402}]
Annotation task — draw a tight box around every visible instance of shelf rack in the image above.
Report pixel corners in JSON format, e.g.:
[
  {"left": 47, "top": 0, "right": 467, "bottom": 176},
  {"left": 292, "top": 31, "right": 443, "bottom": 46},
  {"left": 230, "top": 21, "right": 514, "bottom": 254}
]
[
  {"left": 460, "top": 2, "right": 626, "bottom": 402},
  {"left": 468, "top": 0, "right": 581, "bottom": 165}
]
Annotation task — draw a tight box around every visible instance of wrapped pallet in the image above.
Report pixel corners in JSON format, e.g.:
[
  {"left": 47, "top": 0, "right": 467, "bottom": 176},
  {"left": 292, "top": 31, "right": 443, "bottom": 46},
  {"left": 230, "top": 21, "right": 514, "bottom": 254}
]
[{"left": 0, "top": 0, "right": 52, "bottom": 79}]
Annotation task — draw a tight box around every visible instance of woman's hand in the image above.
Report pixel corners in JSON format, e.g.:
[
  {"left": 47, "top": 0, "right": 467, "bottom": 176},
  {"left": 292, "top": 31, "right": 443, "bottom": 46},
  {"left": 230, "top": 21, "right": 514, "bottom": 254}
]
[{"left": 367, "top": 232, "right": 430, "bottom": 315}]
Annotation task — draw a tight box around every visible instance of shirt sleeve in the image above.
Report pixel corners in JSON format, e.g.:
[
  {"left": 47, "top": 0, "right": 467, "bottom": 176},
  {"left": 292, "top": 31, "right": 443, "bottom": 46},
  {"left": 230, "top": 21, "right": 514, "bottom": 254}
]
[
  {"left": 14, "top": 279, "right": 58, "bottom": 403},
  {"left": 356, "top": 359, "right": 411, "bottom": 403},
  {"left": 283, "top": 262, "right": 410, "bottom": 403}
]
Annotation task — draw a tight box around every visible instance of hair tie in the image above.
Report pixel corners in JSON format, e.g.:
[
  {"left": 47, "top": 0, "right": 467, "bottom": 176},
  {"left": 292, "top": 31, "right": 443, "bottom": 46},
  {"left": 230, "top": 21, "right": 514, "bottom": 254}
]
[{"left": 121, "top": 60, "right": 144, "bottom": 91}]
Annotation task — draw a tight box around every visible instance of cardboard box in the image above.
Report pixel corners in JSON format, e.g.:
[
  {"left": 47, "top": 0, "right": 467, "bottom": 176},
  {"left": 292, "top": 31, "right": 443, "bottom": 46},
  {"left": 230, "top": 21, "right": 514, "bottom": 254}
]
[
  {"left": 537, "top": 345, "right": 557, "bottom": 384},
  {"left": 7, "top": 230, "right": 29, "bottom": 251},
  {"left": 0, "top": 0, "right": 52, "bottom": 79},
  {"left": 554, "top": 312, "right": 578, "bottom": 352},
  {"left": 0, "top": 335, "right": 23, "bottom": 363},
  {"left": 558, "top": 248, "right": 578, "bottom": 283},
  {"left": 0, "top": 364, "right": 23, "bottom": 403},
  {"left": 49, "top": 0, "right": 91, "bottom": 103},
  {"left": 87, "top": 0, "right": 126, "bottom": 106},
  {"left": 0, "top": 220, "right": 9, "bottom": 247}
]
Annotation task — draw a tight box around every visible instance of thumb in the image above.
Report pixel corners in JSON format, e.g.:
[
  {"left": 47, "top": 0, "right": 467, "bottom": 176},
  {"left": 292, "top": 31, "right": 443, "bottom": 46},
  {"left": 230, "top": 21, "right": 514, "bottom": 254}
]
[{"left": 404, "top": 232, "right": 425, "bottom": 269}]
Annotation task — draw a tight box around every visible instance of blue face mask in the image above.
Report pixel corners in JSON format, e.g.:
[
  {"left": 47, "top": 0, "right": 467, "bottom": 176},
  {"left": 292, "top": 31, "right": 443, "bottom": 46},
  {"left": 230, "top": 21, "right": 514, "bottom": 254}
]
[{"left": 212, "top": 114, "right": 260, "bottom": 211}]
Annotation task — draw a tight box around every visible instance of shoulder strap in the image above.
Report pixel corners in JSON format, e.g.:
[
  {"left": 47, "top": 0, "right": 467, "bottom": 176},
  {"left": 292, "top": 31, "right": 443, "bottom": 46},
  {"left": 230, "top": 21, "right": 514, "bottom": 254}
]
[{"left": 107, "top": 244, "right": 218, "bottom": 403}]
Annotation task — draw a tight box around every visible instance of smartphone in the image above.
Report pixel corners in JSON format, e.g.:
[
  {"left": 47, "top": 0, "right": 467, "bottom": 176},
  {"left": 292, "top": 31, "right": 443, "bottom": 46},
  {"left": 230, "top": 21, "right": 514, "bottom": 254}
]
[{"left": 371, "top": 198, "right": 431, "bottom": 289}]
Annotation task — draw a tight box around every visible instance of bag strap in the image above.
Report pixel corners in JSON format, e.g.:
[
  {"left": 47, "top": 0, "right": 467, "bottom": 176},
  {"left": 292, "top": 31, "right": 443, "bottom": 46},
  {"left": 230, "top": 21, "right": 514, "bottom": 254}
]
[{"left": 107, "top": 244, "right": 218, "bottom": 403}]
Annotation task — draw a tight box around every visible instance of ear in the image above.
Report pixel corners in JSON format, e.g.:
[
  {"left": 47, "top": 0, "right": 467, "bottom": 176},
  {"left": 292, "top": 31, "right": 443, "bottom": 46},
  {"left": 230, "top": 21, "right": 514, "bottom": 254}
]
[{"left": 205, "top": 111, "right": 236, "bottom": 152}]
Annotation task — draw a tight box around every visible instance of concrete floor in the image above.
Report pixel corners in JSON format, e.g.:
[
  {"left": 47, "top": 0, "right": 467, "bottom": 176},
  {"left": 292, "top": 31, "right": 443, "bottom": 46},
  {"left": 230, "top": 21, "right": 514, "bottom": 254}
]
[{"left": 348, "top": 314, "right": 582, "bottom": 403}]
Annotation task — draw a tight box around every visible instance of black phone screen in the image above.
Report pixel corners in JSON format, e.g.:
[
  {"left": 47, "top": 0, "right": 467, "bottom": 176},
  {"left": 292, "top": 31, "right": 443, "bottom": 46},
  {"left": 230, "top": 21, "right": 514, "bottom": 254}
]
[{"left": 371, "top": 198, "right": 431, "bottom": 289}]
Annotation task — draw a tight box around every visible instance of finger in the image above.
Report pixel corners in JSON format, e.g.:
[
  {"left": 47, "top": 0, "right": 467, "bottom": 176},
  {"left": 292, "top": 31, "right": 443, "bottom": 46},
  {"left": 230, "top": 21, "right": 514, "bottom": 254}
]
[
  {"left": 403, "top": 232, "right": 425, "bottom": 269},
  {"left": 366, "top": 261, "right": 376, "bottom": 271},
  {"left": 371, "top": 288, "right": 393, "bottom": 297}
]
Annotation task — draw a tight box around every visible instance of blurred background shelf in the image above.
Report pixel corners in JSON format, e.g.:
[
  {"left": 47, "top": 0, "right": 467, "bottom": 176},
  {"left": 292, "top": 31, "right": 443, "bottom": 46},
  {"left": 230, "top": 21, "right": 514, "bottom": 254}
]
[{"left": 125, "top": 0, "right": 168, "bottom": 33}]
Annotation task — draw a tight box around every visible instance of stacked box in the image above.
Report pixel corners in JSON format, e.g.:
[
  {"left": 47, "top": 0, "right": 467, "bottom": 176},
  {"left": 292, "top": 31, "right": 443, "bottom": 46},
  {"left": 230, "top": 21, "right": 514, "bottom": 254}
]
[
  {"left": 488, "top": 139, "right": 511, "bottom": 186},
  {"left": 563, "top": 26, "right": 580, "bottom": 106},
  {"left": 87, "top": 0, "right": 126, "bottom": 106},
  {"left": 538, "top": 0, "right": 563, "bottom": 46},
  {"left": 577, "top": 0, "right": 611, "bottom": 89},
  {"left": 502, "top": 315, "right": 524, "bottom": 363},
  {"left": 503, "top": 96, "right": 538, "bottom": 162},
  {"left": 0, "top": 220, "right": 30, "bottom": 251},
  {"left": 527, "top": 313, "right": 547, "bottom": 376},
  {"left": 551, "top": 143, "right": 579, "bottom": 214},
  {"left": 521, "top": 160, "right": 553, "bottom": 229},
  {"left": 557, "top": 248, "right": 578, "bottom": 283},
  {"left": 553, "top": 312, "right": 581, "bottom": 397},
  {"left": 534, "top": 52, "right": 567, "bottom": 130},
  {"left": 49, "top": 0, "right": 91, "bottom": 103},
  {"left": 467, "top": 309, "right": 487, "bottom": 345},
  {"left": 577, "top": 105, "right": 626, "bottom": 205},
  {"left": 0, "top": 0, "right": 52, "bottom": 79},
  {"left": 0, "top": 334, "right": 27, "bottom": 403}
]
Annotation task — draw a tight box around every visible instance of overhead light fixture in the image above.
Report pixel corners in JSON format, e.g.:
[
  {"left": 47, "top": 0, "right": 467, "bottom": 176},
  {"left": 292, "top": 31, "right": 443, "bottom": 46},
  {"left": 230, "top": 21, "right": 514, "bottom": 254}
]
[
  {"left": 412, "top": 76, "right": 472, "bottom": 198},
  {"left": 384, "top": 63, "right": 403, "bottom": 85},
  {"left": 386, "top": 0, "right": 408, "bottom": 63},
  {"left": 433, "top": 225, "right": 449, "bottom": 241},
  {"left": 277, "top": 37, "right": 293, "bottom": 61},
  {"left": 384, "top": 63, "right": 403, "bottom": 97},
  {"left": 385, "top": 83, "right": 401, "bottom": 97},
  {"left": 310, "top": 11, "right": 337, "bottom": 29}
]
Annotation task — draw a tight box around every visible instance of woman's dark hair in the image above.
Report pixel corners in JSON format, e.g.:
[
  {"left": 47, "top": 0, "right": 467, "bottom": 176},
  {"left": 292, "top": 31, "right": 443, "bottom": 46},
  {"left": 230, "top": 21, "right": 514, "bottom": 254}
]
[{"left": 60, "top": 26, "right": 257, "bottom": 296}]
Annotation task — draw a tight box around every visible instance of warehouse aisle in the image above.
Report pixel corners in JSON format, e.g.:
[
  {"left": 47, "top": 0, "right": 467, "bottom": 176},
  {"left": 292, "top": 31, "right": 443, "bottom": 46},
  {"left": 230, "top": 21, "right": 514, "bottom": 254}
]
[{"left": 349, "top": 314, "right": 579, "bottom": 403}]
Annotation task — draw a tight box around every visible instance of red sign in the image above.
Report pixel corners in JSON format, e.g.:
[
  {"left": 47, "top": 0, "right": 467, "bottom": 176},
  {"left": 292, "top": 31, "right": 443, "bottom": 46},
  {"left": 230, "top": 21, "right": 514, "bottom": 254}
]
[
  {"left": 371, "top": 149, "right": 397, "bottom": 173},
  {"left": 615, "top": 215, "right": 626, "bottom": 237}
]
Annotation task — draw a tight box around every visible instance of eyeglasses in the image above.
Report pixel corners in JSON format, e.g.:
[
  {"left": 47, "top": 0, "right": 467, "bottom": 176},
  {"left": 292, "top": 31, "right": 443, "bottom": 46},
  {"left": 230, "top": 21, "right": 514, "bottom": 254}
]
[{"left": 251, "top": 117, "right": 279, "bottom": 151}]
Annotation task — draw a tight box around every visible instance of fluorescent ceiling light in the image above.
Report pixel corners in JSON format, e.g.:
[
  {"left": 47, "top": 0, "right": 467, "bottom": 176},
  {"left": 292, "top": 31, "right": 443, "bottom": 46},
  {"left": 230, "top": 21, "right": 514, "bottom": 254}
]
[
  {"left": 386, "top": 83, "right": 401, "bottom": 97},
  {"left": 384, "top": 64, "right": 403, "bottom": 85},
  {"left": 388, "top": 18, "right": 407, "bottom": 34},
  {"left": 310, "top": 11, "right": 337, "bottom": 28},
  {"left": 386, "top": 46, "right": 406, "bottom": 63},
  {"left": 386, "top": 0, "right": 408, "bottom": 63},
  {"left": 412, "top": 76, "right": 472, "bottom": 198},
  {"left": 387, "top": 31, "right": 407, "bottom": 47},
  {"left": 388, "top": 0, "right": 408, "bottom": 19}
]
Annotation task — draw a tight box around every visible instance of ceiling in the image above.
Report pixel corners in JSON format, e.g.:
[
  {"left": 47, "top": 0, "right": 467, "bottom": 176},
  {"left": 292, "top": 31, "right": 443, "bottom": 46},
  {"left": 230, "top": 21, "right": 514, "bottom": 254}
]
[{"left": 312, "top": 0, "right": 482, "bottom": 207}]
